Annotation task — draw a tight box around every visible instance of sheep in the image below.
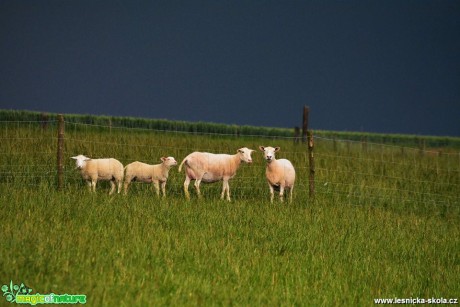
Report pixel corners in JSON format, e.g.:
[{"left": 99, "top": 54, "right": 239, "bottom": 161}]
[
  {"left": 123, "top": 157, "right": 177, "bottom": 197},
  {"left": 71, "top": 155, "right": 124, "bottom": 194},
  {"left": 178, "top": 147, "right": 254, "bottom": 201},
  {"left": 259, "top": 146, "right": 296, "bottom": 203}
]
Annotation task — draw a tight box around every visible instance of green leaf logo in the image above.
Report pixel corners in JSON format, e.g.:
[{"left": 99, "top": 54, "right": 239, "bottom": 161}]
[{"left": 2, "top": 281, "right": 33, "bottom": 303}]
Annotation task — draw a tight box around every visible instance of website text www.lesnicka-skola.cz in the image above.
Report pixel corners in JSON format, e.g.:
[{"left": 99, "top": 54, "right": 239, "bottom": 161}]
[{"left": 374, "top": 297, "right": 458, "bottom": 304}]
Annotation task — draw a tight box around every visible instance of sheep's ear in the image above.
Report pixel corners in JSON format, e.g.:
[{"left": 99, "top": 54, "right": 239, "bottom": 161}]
[
  {"left": 258, "top": 146, "right": 265, "bottom": 151},
  {"left": 161, "top": 157, "right": 166, "bottom": 162},
  {"left": 275, "top": 147, "right": 280, "bottom": 152},
  {"left": 71, "top": 156, "right": 77, "bottom": 160}
]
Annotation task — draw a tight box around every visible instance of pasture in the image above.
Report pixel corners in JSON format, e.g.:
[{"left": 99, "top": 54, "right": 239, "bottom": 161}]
[{"left": 0, "top": 115, "right": 459, "bottom": 305}]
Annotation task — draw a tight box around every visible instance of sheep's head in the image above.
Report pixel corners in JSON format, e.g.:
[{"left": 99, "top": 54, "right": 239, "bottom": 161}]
[
  {"left": 259, "top": 146, "right": 280, "bottom": 163},
  {"left": 161, "top": 156, "right": 177, "bottom": 168},
  {"left": 237, "top": 147, "right": 254, "bottom": 163},
  {"left": 71, "top": 155, "right": 91, "bottom": 169}
]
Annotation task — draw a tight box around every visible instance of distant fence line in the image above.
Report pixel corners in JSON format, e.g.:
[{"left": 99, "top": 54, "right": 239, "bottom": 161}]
[
  {"left": 0, "top": 110, "right": 293, "bottom": 138},
  {"left": 1, "top": 117, "right": 459, "bottom": 211},
  {"left": 1, "top": 109, "right": 459, "bottom": 149},
  {"left": 1, "top": 117, "right": 460, "bottom": 159},
  {"left": 1, "top": 116, "right": 459, "bottom": 157}
]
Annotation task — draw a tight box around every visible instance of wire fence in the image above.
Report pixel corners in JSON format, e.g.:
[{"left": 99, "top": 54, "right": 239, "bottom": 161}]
[{"left": 1, "top": 119, "right": 459, "bottom": 209}]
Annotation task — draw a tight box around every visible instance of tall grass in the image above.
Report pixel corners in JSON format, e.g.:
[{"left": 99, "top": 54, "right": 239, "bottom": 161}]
[{"left": 0, "top": 116, "right": 459, "bottom": 306}]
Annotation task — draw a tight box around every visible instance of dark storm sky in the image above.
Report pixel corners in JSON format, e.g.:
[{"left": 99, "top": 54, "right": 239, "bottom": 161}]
[{"left": 1, "top": 1, "right": 459, "bottom": 136}]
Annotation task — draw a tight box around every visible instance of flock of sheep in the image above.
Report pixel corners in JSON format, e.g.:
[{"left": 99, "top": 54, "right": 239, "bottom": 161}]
[{"left": 71, "top": 146, "right": 296, "bottom": 202}]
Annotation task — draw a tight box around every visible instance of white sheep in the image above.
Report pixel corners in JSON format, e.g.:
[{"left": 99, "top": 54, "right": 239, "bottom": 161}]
[
  {"left": 178, "top": 147, "right": 254, "bottom": 201},
  {"left": 71, "top": 154, "right": 124, "bottom": 194},
  {"left": 259, "top": 146, "right": 296, "bottom": 203},
  {"left": 123, "top": 157, "right": 177, "bottom": 197}
]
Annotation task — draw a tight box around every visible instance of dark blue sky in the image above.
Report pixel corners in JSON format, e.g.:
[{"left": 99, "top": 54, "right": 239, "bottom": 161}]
[{"left": 1, "top": 1, "right": 459, "bottom": 136}]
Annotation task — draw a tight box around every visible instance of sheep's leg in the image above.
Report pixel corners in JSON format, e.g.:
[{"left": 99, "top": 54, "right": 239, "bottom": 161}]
[
  {"left": 123, "top": 178, "right": 131, "bottom": 195},
  {"left": 220, "top": 181, "right": 226, "bottom": 200},
  {"left": 184, "top": 176, "right": 191, "bottom": 200},
  {"left": 227, "top": 183, "right": 231, "bottom": 202},
  {"left": 91, "top": 180, "right": 97, "bottom": 193},
  {"left": 269, "top": 184, "right": 274, "bottom": 203},
  {"left": 220, "top": 180, "right": 230, "bottom": 201},
  {"left": 194, "top": 178, "right": 202, "bottom": 199},
  {"left": 161, "top": 181, "right": 167, "bottom": 198},
  {"left": 86, "top": 180, "right": 92, "bottom": 192},
  {"left": 289, "top": 186, "right": 294, "bottom": 203},
  {"left": 153, "top": 181, "right": 160, "bottom": 197},
  {"left": 109, "top": 180, "right": 116, "bottom": 195},
  {"left": 225, "top": 180, "right": 230, "bottom": 201},
  {"left": 117, "top": 180, "right": 122, "bottom": 194},
  {"left": 279, "top": 185, "right": 285, "bottom": 202}
]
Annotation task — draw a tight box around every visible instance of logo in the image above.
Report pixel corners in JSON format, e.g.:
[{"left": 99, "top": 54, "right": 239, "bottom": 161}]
[{"left": 2, "top": 281, "right": 86, "bottom": 305}]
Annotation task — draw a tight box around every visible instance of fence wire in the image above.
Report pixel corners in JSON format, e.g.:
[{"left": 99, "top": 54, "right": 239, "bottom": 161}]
[{"left": 0, "top": 120, "right": 459, "bottom": 208}]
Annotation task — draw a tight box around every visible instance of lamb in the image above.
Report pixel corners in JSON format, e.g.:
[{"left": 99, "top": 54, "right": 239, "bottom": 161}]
[
  {"left": 123, "top": 157, "right": 177, "bottom": 197},
  {"left": 259, "top": 146, "right": 296, "bottom": 203},
  {"left": 178, "top": 147, "right": 254, "bottom": 201},
  {"left": 71, "top": 155, "right": 124, "bottom": 194}
]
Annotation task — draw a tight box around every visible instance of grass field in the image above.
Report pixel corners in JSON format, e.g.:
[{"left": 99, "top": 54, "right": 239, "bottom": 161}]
[{"left": 0, "top": 115, "right": 459, "bottom": 306}]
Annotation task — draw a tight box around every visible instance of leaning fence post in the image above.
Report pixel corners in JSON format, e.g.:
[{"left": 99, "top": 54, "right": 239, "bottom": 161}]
[
  {"left": 307, "top": 130, "right": 315, "bottom": 198},
  {"left": 57, "top": 114, "right": 65, "bottom": 191}
]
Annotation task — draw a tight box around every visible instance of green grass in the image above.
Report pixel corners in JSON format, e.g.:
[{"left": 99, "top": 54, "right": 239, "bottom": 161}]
[
  {"left": 0, "top": 116, "right": 459, "bottom": 306},
  {"left": 1, "top": 187, "right": 458, "bottom": 306}
]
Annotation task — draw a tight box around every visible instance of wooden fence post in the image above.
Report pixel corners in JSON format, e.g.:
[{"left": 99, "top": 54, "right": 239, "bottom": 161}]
[
  {"left": 302, "top": 106, "right": 309, "bottom": 143},
  {"left": 57, "top": 114, "right": 65, "bottom": 191},
  {"left": 307, "top": 130, "right": 315, "bottom": 198}
]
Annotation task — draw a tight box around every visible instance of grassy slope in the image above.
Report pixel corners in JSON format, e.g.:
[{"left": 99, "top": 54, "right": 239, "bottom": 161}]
[{"left": 0, "top": 113, "right": 459, "bottom": 306}]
